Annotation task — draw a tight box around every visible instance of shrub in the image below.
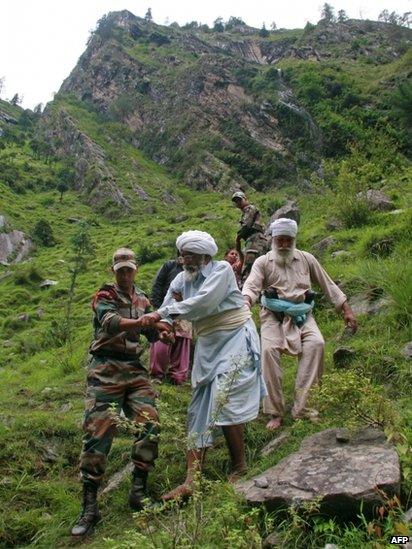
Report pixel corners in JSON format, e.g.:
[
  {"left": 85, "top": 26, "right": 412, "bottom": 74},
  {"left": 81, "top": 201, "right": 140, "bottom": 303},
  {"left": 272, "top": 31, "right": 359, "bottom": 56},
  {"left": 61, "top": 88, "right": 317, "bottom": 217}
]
[
  {"left": 14, "top": 265, "right": 43, "bottom": 286},
  {"left": 32, "top": 219, "right": 55, "bottom": 247},
  {"left": 137, "top": 244, "right": 164, "bottom": 264}
]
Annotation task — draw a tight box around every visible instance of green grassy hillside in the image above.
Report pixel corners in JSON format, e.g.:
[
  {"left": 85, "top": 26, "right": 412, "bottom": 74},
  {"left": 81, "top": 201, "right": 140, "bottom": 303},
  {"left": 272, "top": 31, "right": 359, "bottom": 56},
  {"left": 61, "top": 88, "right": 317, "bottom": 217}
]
[{"left": 0, "top": 15, "right": 412, "bottom": 548}]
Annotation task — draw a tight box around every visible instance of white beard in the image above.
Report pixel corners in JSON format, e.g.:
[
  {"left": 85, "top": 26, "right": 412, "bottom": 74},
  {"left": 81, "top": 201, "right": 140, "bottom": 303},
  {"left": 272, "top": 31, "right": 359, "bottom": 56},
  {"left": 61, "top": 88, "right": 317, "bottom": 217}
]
[
  {"left": 183, "top": 258, "right": 206, "bottom": 282},
  {"left": 184, "top": 267, "right": 199, "bottom": 282},
  {"left": 272, "top": 242, "right": 295, "bottom": 267}
]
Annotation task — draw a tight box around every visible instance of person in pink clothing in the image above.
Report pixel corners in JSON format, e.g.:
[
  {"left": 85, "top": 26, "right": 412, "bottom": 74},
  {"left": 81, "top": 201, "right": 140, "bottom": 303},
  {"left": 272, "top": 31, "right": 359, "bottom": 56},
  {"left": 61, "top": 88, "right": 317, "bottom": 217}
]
[
  {"left": 150, "top": 257, "right": 192, "bottom": 384},
  {"left": 150, "top": 318, "right": 192, "bottom": 384}
]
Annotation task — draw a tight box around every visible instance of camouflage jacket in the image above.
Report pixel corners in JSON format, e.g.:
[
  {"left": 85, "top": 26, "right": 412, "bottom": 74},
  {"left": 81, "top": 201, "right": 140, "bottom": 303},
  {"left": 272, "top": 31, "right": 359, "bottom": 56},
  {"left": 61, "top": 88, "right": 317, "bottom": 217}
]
[
  {"left": 237, "top": 204, "right": 264, "bottom": 240},
  {"left": 89, "top": 283, "right": 157, "bottom": 358}
]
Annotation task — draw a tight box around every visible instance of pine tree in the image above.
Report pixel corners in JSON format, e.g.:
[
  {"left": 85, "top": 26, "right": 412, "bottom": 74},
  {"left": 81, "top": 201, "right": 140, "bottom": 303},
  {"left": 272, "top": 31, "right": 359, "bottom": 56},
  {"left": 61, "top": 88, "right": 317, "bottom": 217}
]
[
  {"left": 145, "top": 7, "right": 153, "bottom": 22},
  {"left": 337, "top": 9, "right": 348, "bottom": 22},
  {"left": 321, "top": 3, "right": 335, "bottom": 22}
]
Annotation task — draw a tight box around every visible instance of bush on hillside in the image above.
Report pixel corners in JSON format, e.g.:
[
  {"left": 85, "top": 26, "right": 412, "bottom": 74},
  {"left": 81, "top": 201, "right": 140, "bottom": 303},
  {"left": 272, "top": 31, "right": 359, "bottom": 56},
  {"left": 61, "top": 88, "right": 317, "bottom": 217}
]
[
  {"left": 32, "top": 219, "right": 56, "bottom": 247},
  {"left": 137, "top": 244, "right": 165, "bottom": 264}
]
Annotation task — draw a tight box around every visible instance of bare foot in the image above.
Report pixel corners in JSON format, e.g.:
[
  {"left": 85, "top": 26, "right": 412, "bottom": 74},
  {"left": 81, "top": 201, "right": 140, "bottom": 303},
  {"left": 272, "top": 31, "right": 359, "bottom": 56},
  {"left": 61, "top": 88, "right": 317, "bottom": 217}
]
[
  {"left": 228, "top": 467, "right": 247, "bottom": 484},
  {"left": 266, "top": 417, "right": 282, "bottom": 431},
  {"left": 161, "top": 483, "right": 193, "bottom": 502}
]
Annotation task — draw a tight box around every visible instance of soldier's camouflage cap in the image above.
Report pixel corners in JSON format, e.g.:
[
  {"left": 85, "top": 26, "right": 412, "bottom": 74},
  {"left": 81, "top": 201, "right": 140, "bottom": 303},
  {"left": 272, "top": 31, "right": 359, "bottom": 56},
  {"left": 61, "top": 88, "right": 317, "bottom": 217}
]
[
  {"left": 112, "top": 248, "right": 137, "bottom": 271},
  {"left": 231, "top": 191, "right": 246, "bottom": 201}
]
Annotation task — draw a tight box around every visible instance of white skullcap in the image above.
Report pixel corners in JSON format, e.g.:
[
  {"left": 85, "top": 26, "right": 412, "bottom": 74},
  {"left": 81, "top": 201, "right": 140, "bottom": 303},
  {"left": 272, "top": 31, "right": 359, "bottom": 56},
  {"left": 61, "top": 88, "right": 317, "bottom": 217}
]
[
  {"left": 176, "top": 230, "right": 218, "bottom": 256},
  {"left": 270, "top": 218, "right": 298, "bottom": 238}
]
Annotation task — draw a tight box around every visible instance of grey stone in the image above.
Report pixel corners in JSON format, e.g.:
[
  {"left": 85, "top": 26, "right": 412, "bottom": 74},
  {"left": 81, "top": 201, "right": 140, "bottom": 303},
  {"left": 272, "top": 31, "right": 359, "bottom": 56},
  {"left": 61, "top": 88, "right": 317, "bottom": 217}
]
[
  {"left": 312, "top": 236, "right": 336, "bottom": 254},
  {"left": 0, "top": 230, "right": 33, "bottom": 264},
  {"left": 326, "top": 218, "right": 343, "bottom": 231},
  {"left": 402, "top": 342, "right": 412, "bottom": 360},
  {"left": 133, "top": 184, "right": 149, "bottom": 200},
  {"left": 333, "top": 347, "right": 356, "bottom": 368},
  {"left": 37, "top": 308, "right": 45, "bottom": 318},
  {"left": 261, "top": 432, "right": 290, "bottom": 457},
  {"left": 254, "top": 477, "right": 269, "bottom": 489},
  {"left": 357, "top": 189, "right": 395, "bottom": 211},
  {"left": 324, "top": 545, "right": 339, "bottom": 549},
  {"left": 335, "top": 428, "right": 350, "bottom": 443},
  {"left": 236, "top": 428, "right": 400, "bottom": 519},
  {"left": 39, "top": 279, "right": 57, "bottom": 288},
  {"left": 0, "top": 215, "right": 7, "bottom": 230},
  {"left": 269, "top": 200, "right": 300, "bottom": 225},
  {"left": 41, "top": 442, "right": 59, "bottom": 463},
  {"left": 349, "top": 292, "right": 389, "bottom": 316},
  {"left": 17, "top": 314, "right": 30, "bottom": 322},
  {"left": 60, "top": 402, "right": 72, "bottom": 413},
  {"left": 67, "top": 217, "right": 81, "bottom": 223},
  {"left": 403, "top": 506, "right": 412, "bottom": 522}
]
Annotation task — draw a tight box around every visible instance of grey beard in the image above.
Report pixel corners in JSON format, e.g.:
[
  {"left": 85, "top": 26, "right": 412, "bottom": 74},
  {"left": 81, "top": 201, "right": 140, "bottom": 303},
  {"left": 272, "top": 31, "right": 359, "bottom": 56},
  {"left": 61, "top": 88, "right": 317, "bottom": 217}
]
[
  {"left": 183, "top": 259, "right": 206, "bottom": 282},
  {"left": 272, "top": 243, "right": 295, "bottom": 267}
]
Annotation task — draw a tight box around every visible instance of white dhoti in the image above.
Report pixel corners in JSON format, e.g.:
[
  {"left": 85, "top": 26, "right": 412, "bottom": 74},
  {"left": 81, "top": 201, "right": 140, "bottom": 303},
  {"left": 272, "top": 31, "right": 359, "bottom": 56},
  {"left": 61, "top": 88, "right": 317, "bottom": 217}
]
[{"left": 187, "top": 318, "right": 266, "bottom": 448}]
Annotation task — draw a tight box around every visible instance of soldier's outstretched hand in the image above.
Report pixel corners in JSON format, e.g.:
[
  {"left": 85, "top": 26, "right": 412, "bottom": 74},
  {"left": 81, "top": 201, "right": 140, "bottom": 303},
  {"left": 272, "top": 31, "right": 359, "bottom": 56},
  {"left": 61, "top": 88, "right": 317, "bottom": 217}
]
[{"left": 138, "top": 312, "right": 161, "bottom": 327}]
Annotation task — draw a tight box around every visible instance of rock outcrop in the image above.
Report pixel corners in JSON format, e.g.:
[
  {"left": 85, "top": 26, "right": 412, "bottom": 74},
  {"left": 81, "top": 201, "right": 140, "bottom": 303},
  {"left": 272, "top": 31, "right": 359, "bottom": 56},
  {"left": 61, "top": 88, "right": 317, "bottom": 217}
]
[
  {"left": 0, "top": 219, "right": 33, "bottom": 265},
  {"left": 236, "top": 428, "right": 400, "bottom": 519},
  {"left": 39, "top": 108, "right": 130, "bottom": 211}
]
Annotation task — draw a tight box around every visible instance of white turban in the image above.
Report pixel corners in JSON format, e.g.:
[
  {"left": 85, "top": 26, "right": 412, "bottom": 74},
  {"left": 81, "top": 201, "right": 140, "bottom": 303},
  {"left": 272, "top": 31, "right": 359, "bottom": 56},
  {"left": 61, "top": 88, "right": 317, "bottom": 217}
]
[
  {"left": 270, "top": 218, "right": 298, "bottom": 238},
  {"left": 176, "top": 230, "right": 218, "bottom": 256}
]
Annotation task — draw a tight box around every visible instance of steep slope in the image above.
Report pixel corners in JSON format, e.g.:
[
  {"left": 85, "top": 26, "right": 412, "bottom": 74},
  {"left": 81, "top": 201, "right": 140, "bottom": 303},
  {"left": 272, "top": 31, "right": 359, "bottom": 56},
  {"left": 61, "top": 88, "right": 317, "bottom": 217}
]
[{"left": 0, "top": 11, "right": 411, "bottom": 548}]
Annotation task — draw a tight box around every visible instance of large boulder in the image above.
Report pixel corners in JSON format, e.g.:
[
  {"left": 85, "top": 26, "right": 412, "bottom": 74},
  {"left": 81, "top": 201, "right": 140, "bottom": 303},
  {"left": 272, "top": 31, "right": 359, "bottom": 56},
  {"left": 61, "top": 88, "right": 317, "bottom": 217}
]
[
  {"left": 357, "top": 189, "right": 395, "bottom": 211},
  {"left": 269, "top": 200, "right": 300, "bottom": 225},
  {"left": 0, "top": 228, "right": 33, "bottom": 265},
  {"left": 236, "top": 428, "right": 400, "bottom": 519}
]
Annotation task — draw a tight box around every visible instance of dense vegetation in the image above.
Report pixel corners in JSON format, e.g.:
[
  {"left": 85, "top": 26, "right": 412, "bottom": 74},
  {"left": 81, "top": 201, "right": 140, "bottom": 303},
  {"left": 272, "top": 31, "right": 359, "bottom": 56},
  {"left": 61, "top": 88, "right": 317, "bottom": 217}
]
[{"left": 0, "top": 10, "right": 411, "bottom": 548}]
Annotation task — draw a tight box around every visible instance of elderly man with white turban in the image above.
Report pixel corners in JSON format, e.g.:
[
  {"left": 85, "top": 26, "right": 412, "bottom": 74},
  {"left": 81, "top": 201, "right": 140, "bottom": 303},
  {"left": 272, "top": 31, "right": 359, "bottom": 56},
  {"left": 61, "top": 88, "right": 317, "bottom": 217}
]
[
  {"left": 242, "top": 218, "right": 357, "bottom": 430},
  {"left": 139, "top": 230, "right": 266, "bottom": 500}
]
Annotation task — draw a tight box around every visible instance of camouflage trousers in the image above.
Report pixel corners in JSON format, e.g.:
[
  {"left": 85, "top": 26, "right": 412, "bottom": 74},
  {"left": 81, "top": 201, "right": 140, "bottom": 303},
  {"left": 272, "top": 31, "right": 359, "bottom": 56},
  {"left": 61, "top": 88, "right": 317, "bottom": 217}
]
[
  {"left": 79, "top": 355, "right": 159, "bottom": 487},
  {"left": 242, "top": 232, "right": 270, "bottom": 286}
]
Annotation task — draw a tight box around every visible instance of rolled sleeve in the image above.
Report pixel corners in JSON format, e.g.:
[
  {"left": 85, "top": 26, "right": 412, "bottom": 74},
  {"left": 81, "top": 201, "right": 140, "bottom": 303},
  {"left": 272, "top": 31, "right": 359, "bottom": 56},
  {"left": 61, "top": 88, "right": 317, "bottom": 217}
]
[{"left": 94, "top": 298, "right": 122, "bottom": 334}]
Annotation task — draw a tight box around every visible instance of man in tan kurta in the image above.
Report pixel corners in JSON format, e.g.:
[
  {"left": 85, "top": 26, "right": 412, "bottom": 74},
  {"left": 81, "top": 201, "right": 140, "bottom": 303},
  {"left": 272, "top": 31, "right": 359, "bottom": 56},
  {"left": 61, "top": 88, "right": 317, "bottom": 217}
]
[{"left": 242, "top": 218, "right": 357, "bottom": 430}]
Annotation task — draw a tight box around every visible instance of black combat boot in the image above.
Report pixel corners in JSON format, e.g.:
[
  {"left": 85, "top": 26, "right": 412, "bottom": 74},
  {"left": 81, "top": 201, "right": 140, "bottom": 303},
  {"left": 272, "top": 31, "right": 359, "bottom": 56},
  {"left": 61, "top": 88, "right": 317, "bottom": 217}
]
[
  {"left": 71, "top": 483, "right": 101, "bottom": 537},
  {"left": 128, "top": 468, "right": 148, "bottom": 511}
]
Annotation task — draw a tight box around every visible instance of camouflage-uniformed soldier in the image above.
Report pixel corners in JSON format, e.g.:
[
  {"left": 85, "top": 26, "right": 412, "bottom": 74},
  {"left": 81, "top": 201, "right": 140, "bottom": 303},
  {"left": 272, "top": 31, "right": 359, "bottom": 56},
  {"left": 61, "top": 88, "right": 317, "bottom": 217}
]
[
  {"left": 71, "top": 248, "right": 172, "bottom": 537},
  {"left": 232, "top": 191, "right": 269, "bottom": 286}
]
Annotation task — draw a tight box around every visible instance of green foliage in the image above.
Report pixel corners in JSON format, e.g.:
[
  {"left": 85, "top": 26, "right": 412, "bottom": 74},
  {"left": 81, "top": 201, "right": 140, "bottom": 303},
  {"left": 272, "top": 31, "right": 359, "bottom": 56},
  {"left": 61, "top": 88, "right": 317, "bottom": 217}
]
[{"left": 32, "top": 219, "right": 55, "bottom": 247}]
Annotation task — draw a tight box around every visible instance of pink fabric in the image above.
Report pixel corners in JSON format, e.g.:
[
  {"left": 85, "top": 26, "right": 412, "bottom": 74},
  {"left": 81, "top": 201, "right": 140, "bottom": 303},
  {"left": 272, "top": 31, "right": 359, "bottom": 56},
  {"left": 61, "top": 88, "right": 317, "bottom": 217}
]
[{"left": 150, "top": 336, "right": 191, "bottom": 384}]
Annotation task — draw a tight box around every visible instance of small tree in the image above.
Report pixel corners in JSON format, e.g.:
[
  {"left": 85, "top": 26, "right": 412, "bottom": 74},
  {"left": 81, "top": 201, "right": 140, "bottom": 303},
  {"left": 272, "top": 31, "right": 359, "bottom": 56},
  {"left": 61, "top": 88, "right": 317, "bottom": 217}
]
[
  {"left": 65, "top": 221, "right": 95, "bottom": 345},
  {"left": 10, "top": 93, "right": 21, "bottom": 106},
  {"left": 0, "top": 77, "right": 4, "bottom": 96},
  {"left": 145, "top": 7, "right": 153, "bottom": 22},
  {"left": 270, "top": 21, "right": 277, "bottom": 31},
  {"left": 213, "top": 17, "right": 224, "bottom": 32},
  {"left": 378, "top": 9, "right": 390, "bottom": 23},
  {"left": 33, "top": 103, "right": 43, "bottom": 115},
  {"left": 321, "top": 3, "right": 335, "bottom": 22},
  {"left": 225, "top": 16, "right": 246, "bottom": 30},
  {"left": 259, "top": 23, "right": 269, "bottom": 37},
  {"left": 57, "top": 166, "right": 75, "bottom": 201},
  {"left": 400, "top": 12, "right": 411, "bottom": 28},
  {"left": 33, "top": 219, "right": 55, "bottom": 247},
  {"left": 337, "top": 9, "right": 348, "bottom": 22}
]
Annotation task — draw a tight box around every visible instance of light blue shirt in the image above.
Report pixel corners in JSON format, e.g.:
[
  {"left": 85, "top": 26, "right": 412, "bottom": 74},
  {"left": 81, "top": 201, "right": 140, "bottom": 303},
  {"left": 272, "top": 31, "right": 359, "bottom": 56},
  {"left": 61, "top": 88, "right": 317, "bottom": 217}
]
[{"left": 158, "top": 260, "right": 244, "bottom": 322}]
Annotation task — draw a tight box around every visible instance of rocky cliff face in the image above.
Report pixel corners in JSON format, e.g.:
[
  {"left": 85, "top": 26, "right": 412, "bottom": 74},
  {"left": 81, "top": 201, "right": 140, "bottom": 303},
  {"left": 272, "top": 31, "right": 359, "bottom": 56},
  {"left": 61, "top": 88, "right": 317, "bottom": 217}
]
[
  {"left": 39, "top": 10, "right": 411, "bottom": 202},
  {"left": 54, "top": 11, "right": 322, "bottom": 192}
]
